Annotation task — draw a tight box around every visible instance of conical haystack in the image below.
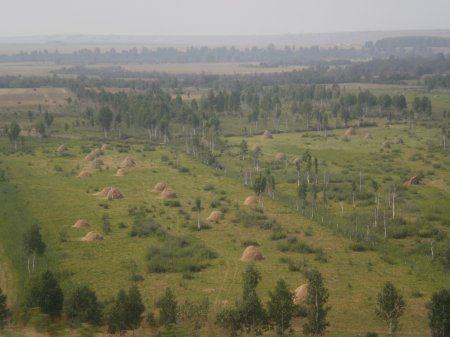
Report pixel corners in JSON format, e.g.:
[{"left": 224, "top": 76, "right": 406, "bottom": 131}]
[
  {"left": 293, "top": 284, "right": 308, "bottom": 305},
  {"left": 394, "top": 137, "right": 404, "bottom": 144},
  {"left": 153, "top": 182, "right": 167, "bottom": 192},
  {"left": 84, "top": 153, "right": 96, "bottom": 161},
  {"left": 275, "top": 153, "right": 286, "bottom": 161},
  {"left": 244, "top": 196, "right": 258, "bottom": 205},
  {"left": 101, "top": 144, "right": 111, "bottom": 151},
  {"left": 78, "top": 170, "right": 91, "bottom": 178},
  {"left": 240, "top": 245, "right": 264, "bottom": 262},
  {"left": 72, "top": 219, "right": 89, "bottom": 229},
  {"left": 95, "top": 187, "right": 124, "bottom": 200},
  {"left": 364, "top": 133, "right": 373, "bottom": 139},
  {"left": 161, "top": 188, "right": 177, "bottom": 199},
  {"left": 207, "top": 211, "right": 224, "bottom": 221},
  {"left": 121, "top": 157, "right": 136, "bottom": 168},
  {"left": 381, "top": 141, "right": 391, "bottom": 149},
  {"left": 251, "top": 144, "right": 262, "bottom": 153},
  {"left": 81, "top": 231, "right": 103, "bottom": 242},
  {"left": 262, "top": 130, "right": 273, "bottom": 139},
  {"left": 345, "top": 127, "right": 356, "bottom": 136},
  {"left": 115, "top": 168, "right": 127, "bottom": 177},
  {"left": 92, "top": 149, "right": 103, "bottom": 158},
  {"left": 92, "top": 158, "right": 104, "bottom": 168},
  {"left": 57, "top": 144, "right": 68, "bottom": 153}
]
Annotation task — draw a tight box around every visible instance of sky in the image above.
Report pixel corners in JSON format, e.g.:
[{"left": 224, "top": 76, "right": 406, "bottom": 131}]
[{"left": 1, "top": 0, "right": 450, "bottom": 37}]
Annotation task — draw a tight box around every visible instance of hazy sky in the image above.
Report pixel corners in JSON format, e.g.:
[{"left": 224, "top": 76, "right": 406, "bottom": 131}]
[{"left": 1, "top": 0, "right": 450, "bottom": 36}]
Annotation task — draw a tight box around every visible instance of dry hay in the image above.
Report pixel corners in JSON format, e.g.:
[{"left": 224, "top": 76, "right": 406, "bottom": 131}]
[
  {"left": 72, "top": 219, "right": 89, "bottom": 229},
  {"left": 153, "top": 182, "right": 167, "bottom": 192},
  {"left": 251, "top": 144, "right": 262, "bottom": 152},
  {"left": 364, "top": 132, "right": 373, "bottom": 139},
  {"left": 57, "top": 144, "right": 68, "bottom": 153},
  {"left": 275, "top": 152, "right": 286, "bottom": 161},
  {"left": 81, "top": 231, "right": 103, "bottom": 242},
  {"left": 394, "top": 136, "right": 404, "bottom": 144},
  {"left": 115, "top": 168, "right": 127, "bottom": 177},
  {"left": 121, "top": 157, "right": 136, "bottom": 168},
  {"left": 92, "top": 158, "right": 104, "bottom": 169},
  {"left": 77, "top": 170, "right": 91, "bottom": 178},
  {"left": 344, "top": 127, "right": 356, "bottom": 136},
  {"left": 161, "top": 188, "right": 177, "bottom": 199},
  {"left": 101, "top": 144, "right": 111, "bottom": 151},
  {"left": 262, "top": 130, "right": 273, "bottom": 139},
  {"left": 244, "top": 196, "right": 258, "bottom": 205},
  {"left": 207, "top": 211, "right": 224, "bottom": 221},
  {"left": 381, "top": 141, "right": 391, "bottom": 149},
  {"left": 91, "top": 148, "right": 103, "bottom": 157},
  {"left": 240, "top": 245, "right": 264, "bottom": 262},
  {"left": 404, "top": 175, "right": 421, "bottom": 186},
  {"left": 84, "top": 153, "right": 96, "bottom": 161},
  {"left": 95, "top": 187, "right": 124, "bottom": 200},
  {"left": 293, "top": 284, "right": 308, "bottom": 305}
]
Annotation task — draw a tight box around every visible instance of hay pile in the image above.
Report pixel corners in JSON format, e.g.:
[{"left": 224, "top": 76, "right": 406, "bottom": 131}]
[
  {"left": 121, "top": 157, "right": 136, "bottom": 168},
  {"left": 92, "top": 158, "right": 104, "bottom": 168},
  {"left": 381, "top": 141, "right": 391, "bottom": 149},
  {"left": 95, "top": 187, "right": 124, "bottom": 200},
  {"left": 85, "top": 148, "right": 103, "bottom": 161},
  {"left": 57, "top": 144, "right": 68, "bottom": 153},
  {"left": 115, "top": 168, "right": 127, "bottom": 177},
  {"left": 161, "top": 188, "right": 177, "bottom": 199},
  {"left": 293, "top": 284, "right": 308, "bottom": 305},
  {"left": 244, "top": 196, "right": 258, "bottom": 205},
  {"left": 81, "top": 231, "right": 103, "bottom": 242},
  {"left": 394, "top": 137, "right": 404, "bottom": 144},
  {"left": 207, "top": 211, "right": 224, "bottom": 221},
  {"left": 101, "top": 144, "right": 111, "bottom": 151},
  {"left": 72, "top": 219, "right": 89, "bottom": 229},
  {"left": 344, "top": 127, "right": 356, "bottom": 136},
  {"left": 240, "top": 246, "right": 264, "bottom": 262},
  {"left": 275, "top": 153, "right": 286, "bottom": 161},
  {"left": 78, "top": 170, "right": 91, "bottom": 178},
  {"left": 404, "top": 175, "right": 421, "bottom": 186},
  {"left": 84, "top": 153, "right": 96, "bottom": 161},
  {"left": 262, "top": 130, "right": 273, "bottom": 139},
  {"left": 251, "top": 144, "right": 262, "bottom": 152},
  {"left": 153, "top": 182, "right": 167, "bottom": 192},
  {"left": 364, "top": 133, "right": 373, "bottom": 139}
]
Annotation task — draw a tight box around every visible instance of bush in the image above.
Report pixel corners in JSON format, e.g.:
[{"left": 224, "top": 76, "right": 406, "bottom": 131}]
[{"left": 164, "top": 200, "right": 181, "bottom": 207}]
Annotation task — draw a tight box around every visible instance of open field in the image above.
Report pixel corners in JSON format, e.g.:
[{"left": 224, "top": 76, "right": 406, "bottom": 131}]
[{"left": 0, "top": 88, "right": 71, "bottom": 109}]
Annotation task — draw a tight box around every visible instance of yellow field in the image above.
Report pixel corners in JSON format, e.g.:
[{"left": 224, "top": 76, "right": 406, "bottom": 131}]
[{"left": 0, "top": 87, "right": 71, "bottom": 108}]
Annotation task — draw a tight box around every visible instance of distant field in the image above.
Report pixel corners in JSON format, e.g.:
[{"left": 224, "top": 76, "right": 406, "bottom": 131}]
[
  {"left": 0, "top": 87, "right": 71, "bottom": 108},
  {"left": 0, "top": 62, "right": 62, "bottom": 76}
]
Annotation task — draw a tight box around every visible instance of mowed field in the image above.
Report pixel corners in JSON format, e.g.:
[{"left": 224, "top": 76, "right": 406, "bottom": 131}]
[
  {"left": 0, "top": 88, "right": 71, "bottom": 108},
  {"left": 0, "top": 128, "right": 448, "bottom": 336}
]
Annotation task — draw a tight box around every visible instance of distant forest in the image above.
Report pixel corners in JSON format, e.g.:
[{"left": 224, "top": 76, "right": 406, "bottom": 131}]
[{"left": 1, "top": 36, "right": 450, "bottom": 66}]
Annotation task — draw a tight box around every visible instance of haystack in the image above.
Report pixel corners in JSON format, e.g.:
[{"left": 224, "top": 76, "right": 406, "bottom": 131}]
[
  {"left": 121, "top": 157, "right": 136, "bottom": 168},
  {"left": 293, "top": 284, "right": 308, "bottom": 305},
  {"left": 207, "top": 211, "right": 224, "bottom": 221},
  {"left": 394, "top": 137, "right": 404, "bottom": 144},
  {"left": 153, "top": 182, "right": 167, "bottom": 192},
  {"left": 81, "top": 231, "right": 103, "bottom": 242},
  {"left": 92, "top": 149, "right": 103, "bottom": 157},
  {"left": 262, "top": 130, "right": 273, "bottom": 139},
  {"left": 57, "top": 144, "right": 68, "bottom": 153},
  {"left": 381, "top": 141, "right": 391, "bottom": 149},
  {"left": 244, "top": 196, "right": 258, "bottom": 205},
  {"left": 404, "top": 175, "right": 421, "bottom": 186},
  {"left": 344, "top": 127, "right": 356, "bottom": 136},
  {"left": 240, "top": 246, "right": 264, "bottom": 262},
  {"left": 72, "top": 219, "right": 89, "bottom": 229},
  {"left": 161, "top": 188, "right": 177, "bottom": 199},
  {"left": 92, "top": 158, "right": 104, "bottom": 168},
  {"left": 84, "top": 153, "right": 96, "bottom": 161},
  {"left": 275, "top": 153, "right": 286, "bottom": 161},
  {"left": 101, "top": 144, "right": 111, "bottom": 151},
  {"left": 364, "top": 133, "right": 373, "bottom": 140},
  {"left": 95, "top": 187, "right": 124, "bottom": 200},
  {"left": 106, "top": 188, "right": 123, "bottom": 200},
  {"left": 115, "top": 168, "right": 127, "bottom": 177},
  {"left": 77, "top": 170, "right": 91, "bottom": 178},
  {"left": 251, "top": 144, "right": 262, "bottom": 152}
]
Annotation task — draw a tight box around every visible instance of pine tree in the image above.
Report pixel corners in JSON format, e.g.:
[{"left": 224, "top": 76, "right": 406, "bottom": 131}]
[
  {"left": 156, "top": 288, "right": 177, "bottom": 326},
  {"left": 26, "top": 270, "right": 64, "bottom": 317},
  {"left": 0, "top": 288, "right": 10, "bottom": 329},
  {"left": 267, "top": 279, "right": 295, "bottom": 337},
  {"left": 427, "top": 289, "right": 450, "bottom": 337},
  {"left": 65, "top": 285, "right": 101, "bottom": 325}
]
